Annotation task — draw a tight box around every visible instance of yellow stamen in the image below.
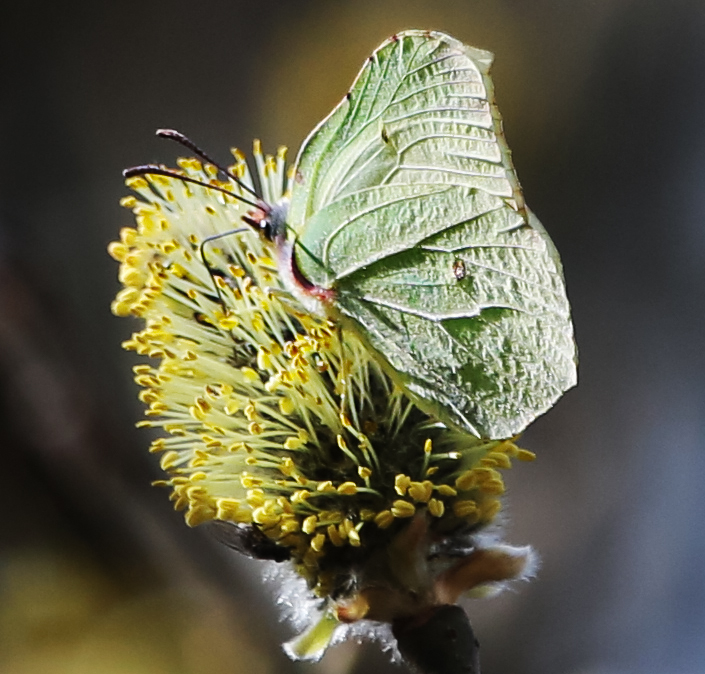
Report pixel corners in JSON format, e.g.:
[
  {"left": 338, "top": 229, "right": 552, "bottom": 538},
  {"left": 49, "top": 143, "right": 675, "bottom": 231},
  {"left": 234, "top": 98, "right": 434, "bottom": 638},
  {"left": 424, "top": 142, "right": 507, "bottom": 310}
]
[{"left": 391, "top": 500, "right": 416, "bottom": 518}]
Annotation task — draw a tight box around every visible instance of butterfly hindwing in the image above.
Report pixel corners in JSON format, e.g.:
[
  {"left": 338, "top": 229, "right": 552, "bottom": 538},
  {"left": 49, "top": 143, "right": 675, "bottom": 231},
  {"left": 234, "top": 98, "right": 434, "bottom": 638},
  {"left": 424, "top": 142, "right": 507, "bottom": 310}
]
[{"left": 288, "top": 30, "right": 577, "bottom": 438}]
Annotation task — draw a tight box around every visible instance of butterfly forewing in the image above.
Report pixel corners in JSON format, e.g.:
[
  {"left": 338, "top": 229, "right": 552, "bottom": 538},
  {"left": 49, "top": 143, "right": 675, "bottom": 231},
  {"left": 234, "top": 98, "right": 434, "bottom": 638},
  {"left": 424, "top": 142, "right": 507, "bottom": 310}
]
[
  {"left": 288, "top": 31, "right": 521, "bottom": 224},
  {"left": 288, "top": 30, "right": 577, "bottom": 438}
]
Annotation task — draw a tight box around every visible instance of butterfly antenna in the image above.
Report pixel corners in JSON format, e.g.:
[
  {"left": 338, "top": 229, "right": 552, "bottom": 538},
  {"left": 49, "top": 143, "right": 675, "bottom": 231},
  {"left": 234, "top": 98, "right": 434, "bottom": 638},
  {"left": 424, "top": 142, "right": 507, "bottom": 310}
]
[
  {"left": 199, "top": 227, "right": 249, "bottom": 306},
  {"left": 156, "top": 128, "right": 261, "bottom": 200},
  {"left": 123, "top": 165, "right": 260, "bottom": 209}
]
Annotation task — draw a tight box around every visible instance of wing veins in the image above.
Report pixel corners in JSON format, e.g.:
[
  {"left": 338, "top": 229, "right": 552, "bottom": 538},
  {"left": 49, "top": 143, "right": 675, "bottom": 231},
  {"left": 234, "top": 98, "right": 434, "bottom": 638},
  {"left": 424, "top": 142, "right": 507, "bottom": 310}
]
[
  {"left": 352, "top": 260, "right": 561, "bottom": 316},
  {"left": 336, "top": 112, "right": 498, "bottom": 195},
  {"left": 420, "top": 242, "right": 536, "bottom": 253},
  {"left": 331, "top": 200, "right": 507, "bottom": 280},
  {"left": 393, "top": 163, "right": 505, "bottom": 177},
  {"left": 461, "top": 257, "right": 566, "bottom": 299},
  {"left": 396, "top": 132, "right": 503, "bottom": 160},
  {"left": 448, "top": 93, "right": 493, "bottom": 100},
  {"left": 414, "top": 202, "right": 508, "bottom": 242},
  {"left": 321, "top": 186, "right": 453, "bottom": 265},
  {"left": 401, "top": 51, "right": 459, "bottom": 79},
  {"left": 331, "top": 36, "right": 427, "bottom": 152},
  {"left": 334, "top": 143, "right": 390, "bottom": 195},
  {"left": 496, "top": 218, "right": 526, "bottom": 234},
  {"left": 357, "top": 294, "right": 527, "bottom": 322},
  {"left": 387, "top": 80, "right": 490, "bottom": 113},
  {"left": 385, "top": 104, "right": 493, "bottom": 126},
  {"left": 343, "top": 63, "right": 375, "bottom": 138},
  {"left": 381, "top": 164, "right": 506, "bottom": 186},
  {"left": 313, "top": 37, "right": 426, "bottom": 206},
  {"left": 431, "top": 66, "right": 483, "bottom": 78},
  {"left": 363, "top": 46, "right": 397, "bottom": 126},
  {"left": 316, "top": 38, "right": 471, "bottom": 196}
]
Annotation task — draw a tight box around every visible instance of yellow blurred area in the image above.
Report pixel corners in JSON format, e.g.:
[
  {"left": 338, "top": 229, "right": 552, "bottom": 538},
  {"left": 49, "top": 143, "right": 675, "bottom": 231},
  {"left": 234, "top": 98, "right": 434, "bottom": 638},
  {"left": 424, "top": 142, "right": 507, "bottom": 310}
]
[{"left": 0, "top": 549, "right": 272, "bottom": 674}]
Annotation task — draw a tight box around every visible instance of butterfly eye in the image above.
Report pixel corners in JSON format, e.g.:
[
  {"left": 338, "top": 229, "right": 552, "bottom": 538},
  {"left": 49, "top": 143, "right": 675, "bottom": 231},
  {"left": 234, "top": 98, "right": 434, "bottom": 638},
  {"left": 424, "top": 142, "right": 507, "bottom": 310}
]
[
  {"left": 261, "top": 219, "right": 276, "bottom": 240},
  {"left": 242, "top": 205, "right": 274, "bottom": 239}
]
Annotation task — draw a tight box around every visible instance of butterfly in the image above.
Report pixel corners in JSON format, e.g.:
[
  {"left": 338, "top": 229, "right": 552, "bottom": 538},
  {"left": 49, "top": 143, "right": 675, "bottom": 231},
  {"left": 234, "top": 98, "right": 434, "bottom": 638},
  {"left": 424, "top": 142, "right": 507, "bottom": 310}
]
[{"left": 131, "top": 29, "right": 577, "bottom": 440}]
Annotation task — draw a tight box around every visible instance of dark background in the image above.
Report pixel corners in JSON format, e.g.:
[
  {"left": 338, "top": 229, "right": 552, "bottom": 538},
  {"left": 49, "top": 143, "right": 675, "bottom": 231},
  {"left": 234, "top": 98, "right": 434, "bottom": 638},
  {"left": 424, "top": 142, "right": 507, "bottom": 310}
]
[{"left": 2, "top": 2, "right": 705, "bottom": 673}]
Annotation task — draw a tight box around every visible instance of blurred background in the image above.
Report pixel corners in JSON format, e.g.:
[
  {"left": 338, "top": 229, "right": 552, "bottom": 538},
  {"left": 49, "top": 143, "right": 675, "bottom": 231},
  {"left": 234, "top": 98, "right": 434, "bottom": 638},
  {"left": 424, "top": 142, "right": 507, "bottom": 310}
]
[{"left": 2, "top": 1, "right": 705, "bottom": 673}]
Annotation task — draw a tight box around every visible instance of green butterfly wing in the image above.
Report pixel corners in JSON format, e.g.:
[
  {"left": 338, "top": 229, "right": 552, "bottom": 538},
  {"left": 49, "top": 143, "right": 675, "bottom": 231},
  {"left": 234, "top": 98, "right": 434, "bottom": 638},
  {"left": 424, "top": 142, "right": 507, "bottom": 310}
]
[{"left": 287, "top": 30, "right": 577, "bottom": 439}]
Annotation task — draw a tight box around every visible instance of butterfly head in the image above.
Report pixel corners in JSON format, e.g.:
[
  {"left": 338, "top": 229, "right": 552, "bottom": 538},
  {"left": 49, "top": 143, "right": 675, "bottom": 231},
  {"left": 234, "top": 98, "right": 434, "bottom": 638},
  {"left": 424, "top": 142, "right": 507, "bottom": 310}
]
[{"left": 242, "top": 198, "right": 289, "bottom": 244}]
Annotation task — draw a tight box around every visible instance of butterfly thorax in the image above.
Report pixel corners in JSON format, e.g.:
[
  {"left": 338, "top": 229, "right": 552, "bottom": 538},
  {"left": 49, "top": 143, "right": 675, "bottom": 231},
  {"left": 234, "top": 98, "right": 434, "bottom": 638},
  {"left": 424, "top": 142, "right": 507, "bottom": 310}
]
[{"left": 245, "top": 198, "right": 336, "bottom": 314}]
